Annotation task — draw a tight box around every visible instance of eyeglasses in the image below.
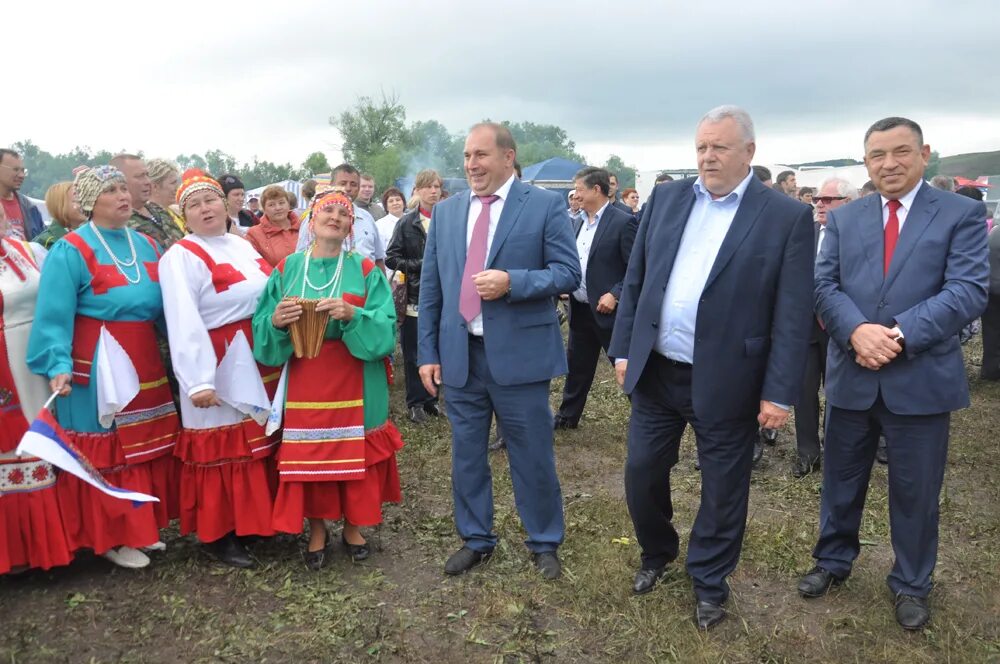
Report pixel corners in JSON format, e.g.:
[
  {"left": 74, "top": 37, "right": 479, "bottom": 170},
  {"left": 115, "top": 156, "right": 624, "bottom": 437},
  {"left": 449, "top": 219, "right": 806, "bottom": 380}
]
[
  {"left": 0, "top": 165, "right": 27, "bottom": 176},
  {"left": 813, "top": 196, "right": 846, "bottom": 205}
]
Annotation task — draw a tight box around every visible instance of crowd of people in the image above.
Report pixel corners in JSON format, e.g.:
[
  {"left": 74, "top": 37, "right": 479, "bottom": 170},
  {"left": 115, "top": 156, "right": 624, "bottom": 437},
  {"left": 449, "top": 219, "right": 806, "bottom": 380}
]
[{"left": 0, "top": 107, "right": 994, "bottom": 633}]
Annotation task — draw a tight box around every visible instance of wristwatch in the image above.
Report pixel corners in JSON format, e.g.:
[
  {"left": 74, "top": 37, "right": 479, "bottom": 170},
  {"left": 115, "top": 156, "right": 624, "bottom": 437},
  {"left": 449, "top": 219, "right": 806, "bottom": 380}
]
[{"left": 890, "top": 326, "right": 905, "bottom": 344}]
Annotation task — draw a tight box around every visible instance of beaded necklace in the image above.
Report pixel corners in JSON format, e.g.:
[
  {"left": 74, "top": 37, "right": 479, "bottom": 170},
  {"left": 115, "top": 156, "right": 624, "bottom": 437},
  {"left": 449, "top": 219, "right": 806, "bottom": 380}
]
[
  {"left": 89, "top": 221, "right": 142, "bottom": 284},
  {"left": 300, "top": 247, "right": 345, "bottom": 299}
]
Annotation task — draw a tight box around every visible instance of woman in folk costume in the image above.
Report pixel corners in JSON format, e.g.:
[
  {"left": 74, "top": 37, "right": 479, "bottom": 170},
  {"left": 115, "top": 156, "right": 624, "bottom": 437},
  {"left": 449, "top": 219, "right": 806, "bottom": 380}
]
[
  {"left": 26, "top": 166, "right": 181, "bottom": 570},
  {"left": 252, "top": 190, "right": 403, "bottom": 571},
  {"left": 0, "top": 230, "right": 74, "bottom": 574},
  {"left": 159, "top": 170, "right": 279, "bottom": 568}
]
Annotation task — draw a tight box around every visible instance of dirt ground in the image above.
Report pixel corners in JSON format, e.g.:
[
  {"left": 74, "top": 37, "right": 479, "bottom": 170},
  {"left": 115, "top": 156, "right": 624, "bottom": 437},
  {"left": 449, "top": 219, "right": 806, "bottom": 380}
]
[{"left": 1, "top": 341, "right": 998, "bottom": 663}]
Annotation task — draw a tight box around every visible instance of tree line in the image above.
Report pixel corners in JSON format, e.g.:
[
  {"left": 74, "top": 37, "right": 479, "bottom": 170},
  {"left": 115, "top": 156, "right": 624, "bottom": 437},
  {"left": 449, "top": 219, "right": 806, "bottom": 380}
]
[
  {"left": 10, "top": 94, "right": 637, "bottom": 200},
  {"left": 331, "top": 93, "right": 636, "bottom": 191}
]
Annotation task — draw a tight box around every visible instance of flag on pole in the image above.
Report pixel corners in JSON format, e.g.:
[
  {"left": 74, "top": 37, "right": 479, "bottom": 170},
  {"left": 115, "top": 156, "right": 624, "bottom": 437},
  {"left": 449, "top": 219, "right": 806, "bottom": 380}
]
[{"left": 16, "top": 406, "right": 158, "bottom": 506}]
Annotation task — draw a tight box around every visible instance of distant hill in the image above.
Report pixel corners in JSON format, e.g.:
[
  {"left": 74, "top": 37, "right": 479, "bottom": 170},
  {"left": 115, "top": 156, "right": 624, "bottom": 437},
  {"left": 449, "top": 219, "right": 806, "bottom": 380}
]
[
  {"left": 939, "top": 150, "right": 1000, "bottom": 177},
  {"left": 788, "top": 158, "right": 862, "bottom": 168}
]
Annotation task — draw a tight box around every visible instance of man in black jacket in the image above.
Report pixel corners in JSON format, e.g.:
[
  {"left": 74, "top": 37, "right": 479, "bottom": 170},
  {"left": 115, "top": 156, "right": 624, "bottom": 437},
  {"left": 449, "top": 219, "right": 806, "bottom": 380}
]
[
  {"left": 554, "top": 167, "right": 638, "bottom": 429},
  {"left": 386, "top": 169, "right": 443, "bottom": 423}
]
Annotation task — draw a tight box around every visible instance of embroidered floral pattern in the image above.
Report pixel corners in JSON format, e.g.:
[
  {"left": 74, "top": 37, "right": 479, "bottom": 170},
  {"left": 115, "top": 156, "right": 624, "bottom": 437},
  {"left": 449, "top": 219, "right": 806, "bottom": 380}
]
[{"left": 0, "top": 458, "right": 57, "bottom": 494}]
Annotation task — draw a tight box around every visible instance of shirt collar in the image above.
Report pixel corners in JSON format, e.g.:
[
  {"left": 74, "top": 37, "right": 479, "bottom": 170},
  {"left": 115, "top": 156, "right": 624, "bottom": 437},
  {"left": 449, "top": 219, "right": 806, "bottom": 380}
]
[
  {"left": 587, "top": 200, "right": 610, "bottom": 224},
  {"left": 469, "top": 173, "right": 517, "bottom": 203},
  {"left": 692, "top": 168, "right": 755, "bottom": 205},
  {"left": 880, "top": 179, "right": 923, "bottom": 211}
]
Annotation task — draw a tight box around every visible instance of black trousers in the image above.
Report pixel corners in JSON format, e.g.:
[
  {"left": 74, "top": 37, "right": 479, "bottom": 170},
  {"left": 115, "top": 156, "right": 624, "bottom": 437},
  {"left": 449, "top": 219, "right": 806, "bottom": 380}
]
[
  {"left": 794, "top": 334, "right": 828, "bottom": 461},
  {"left": 402, "top": 315, "right": 436, "bottom": 408},
  {"left": 981, "top": 294, "right": 1000, "bottom": 379},
  {"left": 557, "top": 298, "right": 613, "bottom": 423},
  {"left": 624, "top": 353, "right": 757, "bottom": 604}
]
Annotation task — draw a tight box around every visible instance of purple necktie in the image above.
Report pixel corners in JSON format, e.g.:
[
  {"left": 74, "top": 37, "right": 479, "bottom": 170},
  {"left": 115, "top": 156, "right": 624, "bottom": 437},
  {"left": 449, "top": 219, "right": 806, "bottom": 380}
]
[{"left": 459, "top": 194, "right": 500, "bottom": 323}]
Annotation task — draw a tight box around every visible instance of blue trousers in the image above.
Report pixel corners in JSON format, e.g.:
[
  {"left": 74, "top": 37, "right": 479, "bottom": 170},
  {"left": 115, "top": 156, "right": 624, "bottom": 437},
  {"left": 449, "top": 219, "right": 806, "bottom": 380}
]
[
  {"left": 813, "top": 394, "right": 950, "bottom": 597},
  {"left": 445, "top": 337, "right": 564, "bottom": 553}
]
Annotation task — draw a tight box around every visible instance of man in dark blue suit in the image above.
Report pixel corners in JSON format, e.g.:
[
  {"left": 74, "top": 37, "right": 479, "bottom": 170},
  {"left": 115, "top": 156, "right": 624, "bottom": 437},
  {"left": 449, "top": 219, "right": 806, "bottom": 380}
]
[
  {"left": 609, "top": 105, "right": 814, "bottom": 629},
  {"left": 554, "top": 167, "right": 638, "bottom": 429},
  {"left": 798, "top": 117, "right": 989, "bottom": 630},
  {"left": 418, "top": 122, "right": 581, "bottom": 580}
]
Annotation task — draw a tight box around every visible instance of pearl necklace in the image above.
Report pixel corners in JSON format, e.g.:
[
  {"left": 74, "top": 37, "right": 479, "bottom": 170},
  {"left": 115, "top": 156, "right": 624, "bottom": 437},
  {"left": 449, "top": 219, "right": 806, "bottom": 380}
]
[
  {"left": 90, "top": 222, "right": 142, "bottom": 284},
  {"left": 301, "top": 247, "right": 345, "bottom": 299}
]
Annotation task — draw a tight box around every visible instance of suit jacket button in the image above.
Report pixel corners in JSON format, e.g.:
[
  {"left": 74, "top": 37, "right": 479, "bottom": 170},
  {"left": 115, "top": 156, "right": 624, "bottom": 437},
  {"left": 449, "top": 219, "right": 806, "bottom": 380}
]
[{"left": 652, "top": 322, "right": 658, "bottom": 328}]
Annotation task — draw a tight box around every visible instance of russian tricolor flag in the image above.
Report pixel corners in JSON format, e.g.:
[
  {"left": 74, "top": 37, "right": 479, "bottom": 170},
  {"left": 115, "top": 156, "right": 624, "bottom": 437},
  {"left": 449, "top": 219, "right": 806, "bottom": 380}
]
[{"left": 16, "top": 409, "right": 159, "bottom": 506}]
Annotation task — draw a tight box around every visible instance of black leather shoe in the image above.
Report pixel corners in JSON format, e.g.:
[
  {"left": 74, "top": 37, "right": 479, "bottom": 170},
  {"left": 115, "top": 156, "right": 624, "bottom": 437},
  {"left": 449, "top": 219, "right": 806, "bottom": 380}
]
[
  {"left": 798, "top": 566, "right": 845, "bottom": 598},
  {"left": 488, "top": 436, "right": 506, "bottom": 452},
  {"left": 303, "top": 534, "right": 335, "bottom": 571},
  {"left": 792, "top": 455, "right": 821, "bottom": 478},
  {"left": 695, "top": 600, "right": 726, "bottom": 630},
  {"left": 341, "top": 532, "right": 370, "bottom": 561},
  {"left": 423, "top": 402, "right": 441, "bottom": 418},
  {"left": 760, "top": 427, "right": 778, "bottom": 446},
  {"left": 876, "top": 436, "right": 888, "bottom": 465},
  {"left": 444, "top": 546, "right": 492, "bottom": 575},
  {"left": 205, "top": 533, "right": 255, "bottom": 569},
  {"left": 408, "top": 406, "right": 428, "bottom": 424},
  {"left": 752, "top": 440, "right": 764, "bottom": 467},
  {"left": 895, "top": 593, "right": 930, "bottom": 630},
  {"left": 632, "top": 567, "right": 666, "bottom": 595},
  {"left": 553, "top": 415, "right": 578, "bottom": 431},
  {"left": 532, "top": 551, "right": 561, "bottom": 579}
]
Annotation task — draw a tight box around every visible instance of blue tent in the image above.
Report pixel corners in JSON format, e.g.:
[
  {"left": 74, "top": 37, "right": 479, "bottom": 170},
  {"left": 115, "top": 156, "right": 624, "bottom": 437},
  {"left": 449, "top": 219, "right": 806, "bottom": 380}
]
[{"left": 521, "top": 157, "right": 586, "bottom": 184}]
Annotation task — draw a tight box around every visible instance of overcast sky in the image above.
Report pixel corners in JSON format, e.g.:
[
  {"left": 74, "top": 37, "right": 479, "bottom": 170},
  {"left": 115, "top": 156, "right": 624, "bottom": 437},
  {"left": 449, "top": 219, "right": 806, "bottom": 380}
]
[{"left": 6, "top": 0, "right": 1000, "bottom": 172}]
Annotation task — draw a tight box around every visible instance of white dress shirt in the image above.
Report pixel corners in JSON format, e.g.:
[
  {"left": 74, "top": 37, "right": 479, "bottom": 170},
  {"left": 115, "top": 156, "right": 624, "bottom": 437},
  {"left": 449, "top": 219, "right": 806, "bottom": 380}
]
[
  {"left": 880, "top": 180, "right": 923, "bottom": 230},
  {"left": 573, "top": 201, "right": 609, "bottom": 303},
  {"left": 467, "top": 173, "right": 516, "bottom": 336},
  {"left": 816, "top": 224, "right": 826, "bottom": 259},
  {"left": 654, "top": 169, "right": 756, "bottom": 363}
]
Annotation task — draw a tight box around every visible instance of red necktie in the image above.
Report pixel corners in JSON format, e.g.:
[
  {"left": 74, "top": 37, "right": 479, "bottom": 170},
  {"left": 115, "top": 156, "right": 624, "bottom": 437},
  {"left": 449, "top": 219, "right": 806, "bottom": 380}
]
[
  {"left": 459, "top": 195, "right": 500, "bottom": 322},
  {"left": 883, "top": 199, "right": 902, "bottom": 275}
]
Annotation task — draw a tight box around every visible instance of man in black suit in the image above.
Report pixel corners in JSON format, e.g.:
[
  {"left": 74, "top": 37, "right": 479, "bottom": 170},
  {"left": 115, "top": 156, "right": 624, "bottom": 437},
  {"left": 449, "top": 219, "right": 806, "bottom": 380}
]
[
  {"left": 609, "top": 105, "right": 814, "bottom": 629},
  {"left": 791, "top": 177, "right": 858, "bottom": 477},
  {"left": 554, "top": 167, "right": 638, "bottom": 429},
  {"left": 608, "top": 172, "right": 634, "bottom": 216}
]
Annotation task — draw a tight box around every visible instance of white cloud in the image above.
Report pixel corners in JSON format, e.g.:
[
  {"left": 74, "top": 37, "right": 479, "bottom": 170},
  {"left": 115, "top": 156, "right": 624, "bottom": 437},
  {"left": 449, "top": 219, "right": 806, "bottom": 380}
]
[{"left": 4, "top": 0, "right": 1000, "bottom": 173}]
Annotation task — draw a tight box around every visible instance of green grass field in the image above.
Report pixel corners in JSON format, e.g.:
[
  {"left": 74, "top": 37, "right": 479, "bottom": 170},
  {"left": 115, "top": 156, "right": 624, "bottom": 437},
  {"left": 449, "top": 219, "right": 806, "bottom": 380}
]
[{"left": 2, "top": 340, "right": 998, "bottom": 663}]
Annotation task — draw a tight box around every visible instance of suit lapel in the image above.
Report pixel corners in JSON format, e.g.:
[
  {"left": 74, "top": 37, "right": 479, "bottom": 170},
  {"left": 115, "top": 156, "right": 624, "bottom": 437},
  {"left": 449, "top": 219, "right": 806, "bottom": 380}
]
[
  {"left": 453, "top": 194, "right": 473, "bottom": 273},
  {"left": 651, "top": 184, "right": 696, "bottom": 288},
  {"left": 703, "top": 180, "right": 766, "bottom": 292},
  {"left": 573, "top": 215, "right": 583, "bottom": 238},
  {"left": 588, "top": 206, "right": 614, "bottom": 260},
  {"left": 486, "top": 179, "right": 529, "bottom": 267},
  {"left": 881, "top": 183, "right": 937, "bottom": 295},
  {"left": 857, "top": 194, "right": 885, "bottom": 284}
]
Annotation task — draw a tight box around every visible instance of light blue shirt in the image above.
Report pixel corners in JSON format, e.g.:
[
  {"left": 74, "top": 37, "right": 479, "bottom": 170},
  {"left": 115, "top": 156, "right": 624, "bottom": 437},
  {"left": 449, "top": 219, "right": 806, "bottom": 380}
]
[{"left": 654, "top": 169, "right": 755, "bottom": 363}]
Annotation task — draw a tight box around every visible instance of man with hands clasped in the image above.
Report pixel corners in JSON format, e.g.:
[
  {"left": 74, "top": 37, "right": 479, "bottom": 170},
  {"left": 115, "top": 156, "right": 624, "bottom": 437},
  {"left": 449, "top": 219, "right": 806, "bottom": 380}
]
[{"left": 799, "top": 117, "right": 989, "bottom": 631}]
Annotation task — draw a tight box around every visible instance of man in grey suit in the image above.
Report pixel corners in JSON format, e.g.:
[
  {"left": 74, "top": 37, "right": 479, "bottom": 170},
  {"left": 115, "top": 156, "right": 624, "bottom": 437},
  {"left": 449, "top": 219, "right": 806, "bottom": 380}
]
[
  {"left": 418, "top": 122, "right": 580, "bottom": 580},
  {"left": 798, "top": 117, "right": 989, "bottom": 630}
]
